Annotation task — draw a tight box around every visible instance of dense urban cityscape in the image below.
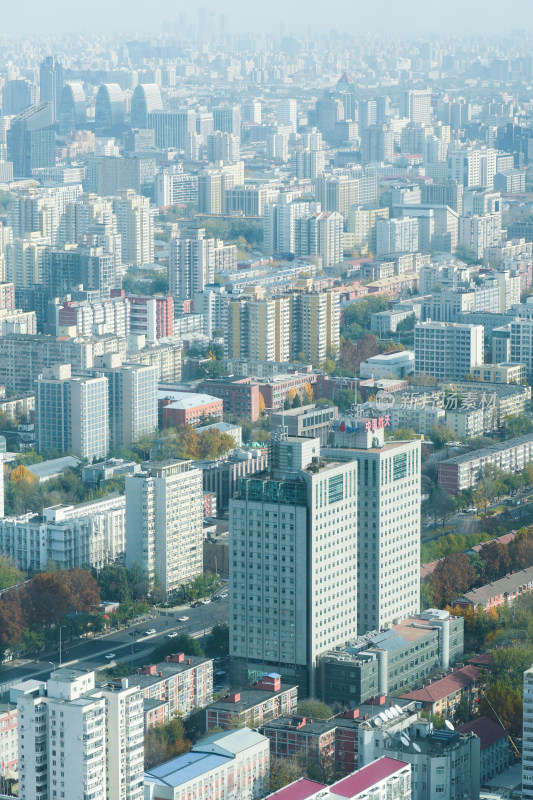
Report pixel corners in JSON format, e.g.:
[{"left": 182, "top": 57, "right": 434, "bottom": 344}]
[{"left": 2, "top": 8, "right": 533, "bottom": 800}]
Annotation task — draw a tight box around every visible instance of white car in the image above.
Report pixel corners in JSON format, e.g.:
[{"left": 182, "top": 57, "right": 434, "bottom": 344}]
[
  {"left": 166, "top": 631, "right": 179, "bottom": 639},
  {"left": 178, "top": 615, "right": 189, "bottom": 622},
  {"left": 145, "top": 628, "right": 156, "bottom": 635},
  {"left": 105, "top": 653, "right": 116, "bottom": 660},
  {"left": 201, "top": 599, "right": 211, "bottom": 605}
]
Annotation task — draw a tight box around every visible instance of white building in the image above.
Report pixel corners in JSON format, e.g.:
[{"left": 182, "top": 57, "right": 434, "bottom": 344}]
[
  {"left": 325, "top": 421, "right": 421, "bottom": 635},
  {"left": 459, "top": 214, "right": 501, "bottom": 259},
  {"left": 114, "top": 190, "right": 154, "bottom": 267},
  {"left": 376, "top": 217, "right": 419, "bottom": 256},
  {"left": 230, "top": 435, "right": 358, "bottom": 696},
  {"left": 297, "top": 211, "right": 344, "bottom": 267},
  {"left": 169, "top": 229, "right": 215, "bottom": 302},
  {"left": 144, "top": 728, "right": 269, "bottom": 800},
  {"left": 0, "top": 494, "right": 125, "bottom": 571},
  {"left": 13, "top": 670, "right": 144, "bottom": 800},
  {"left": 414, "top": 322, "right": 484, "bottom": 380},
  {"left": 125, "top": 460, "right": 203, "bottom": 594},
  {"left": 359, "top": 351, "right": 415, "bottom": 379}
]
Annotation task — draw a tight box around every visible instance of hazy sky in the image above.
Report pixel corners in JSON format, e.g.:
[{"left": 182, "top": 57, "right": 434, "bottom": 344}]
[{"left": 3, "top": 0, "right": 533, "bottom": 37}]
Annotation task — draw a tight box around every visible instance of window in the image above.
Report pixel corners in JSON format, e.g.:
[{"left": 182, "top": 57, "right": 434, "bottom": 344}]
[{"left": 329, "top": 475, "right": 344, "bottom": 504}]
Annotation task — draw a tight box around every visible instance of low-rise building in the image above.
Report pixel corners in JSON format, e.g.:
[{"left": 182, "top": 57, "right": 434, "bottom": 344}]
[
  {"left": 0, "top": 703, "right": 18, "bottom": 777},
  {"left": 456, "top": 716, "right": 510, "bottom": 785},
  {"left": 359, "top": 351, "right": 415, "bottom": 380},
  {"left": 196, "top": 421, "right": 242, "bottom": 447},
  {"left": 453, "top": 565, "right": 533, "bottom": 611},
  {"left": 82, "top": 458, "right": 141, "bottom": 485},
  {"left": 198, "top": 377, "right": 261, "bottom": 422},
  {"left": 399, "top": 665, "right": 480, "bottom": 718},
  {"left": 438, "top": 434, "right": 533, "bottom": 494},
  {"left": 135, "top": 653, "right": 213, "bottom": 730},
  {"left": 257, "top": 374, "right": 319, "bottom": 410},
  {"left": 319, "top": 609, "right": 464, "bottom": 707},
  {"left": 143, "top": 728, "right": 270, "bottom": 800},
  {"left": 270, "top": 404, "right": 337, "bottom": 445},
  {"left": 201, "top": 451, "right": 269, "bottom": 512},
  {"left": 206, "top": 673, "right": 297, "bottom": 731},
  {"left": 159, "top": 391, "right": 224, "bottom": 427},
  {"left": 472, "top": 362, "right": 526, "bottom": 384}
]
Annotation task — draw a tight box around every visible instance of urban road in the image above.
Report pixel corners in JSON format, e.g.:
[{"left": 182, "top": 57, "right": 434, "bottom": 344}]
[{"left": 0, "top": 597, "right": 229, "bottom": 696}]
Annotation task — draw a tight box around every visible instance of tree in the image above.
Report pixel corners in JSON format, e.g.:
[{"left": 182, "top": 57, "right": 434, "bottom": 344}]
[
  {"left": 292, "top": 392, "right": 302, "bottom": 408},
  {"left": 267, "top": 758, "right": 303, "bottom": 793},
  {"left": 184, "top": 707, "right": 207, "bottom": 743},
  {"left": 479, "top": 681, "right": 523, "bottom": 738},
  {"left": 0, "top": 557, "right": 25, "bottom": 591},
  {"left": 339, "top": 334, "right": 379, "bottom": 374},
  {"left": 297, "top": 699, "right": 333, "bottom": 719},
  {"left": 424, "top": 485, "right": 456, "bottom": 528},
  {"left": 396, "top": 314, "right": 416, "bottom": 334},
  {"left": 455, "top": 694, "right": 470, "bottom": 724},
  {"left": 258, "top": 393, "right": 266, "bottom": 415},
  {"left": 429, "top": 425, "right": 455, "bottom": 449},
  {"left": 390, "top": 428, "right": 418, "bottom": 441},
  {"left": 144, "top": 717, "right": 191, "bottom": 769},
  {"left": 429, "top": 553, "right": 476, "bottom": 607},
  {"left": 150, "top": 634, "right": 204, "bottom": 663},
  {"left": 478, "top": 541, "right": 511, "bottom": 582},
  {"left": 504, "top": 414, "right": 533, "bottom": 438},
  {"left": 204, "top": 624, "right": 229, "bottom": 659},
  {"left": 302, "top": 383, "right": 314, "bottom": 406}
]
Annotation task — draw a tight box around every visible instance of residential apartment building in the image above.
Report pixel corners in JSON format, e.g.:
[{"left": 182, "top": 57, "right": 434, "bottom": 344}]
[
  {"left": 454, "top": 565, "right": 533, "bottom": 611},
  {"left": 324, "top": 421, "right": 421, "bottom": 635},
  {"left": 414, "top": 322, "right": 484, "bottom": 380},
  {"left": 35, "top": 364, "right": 109, "bottom": 461},
  {"left": 376, "top": 217, "right": 419, "bottom": 256},
  {"left": 0, "top": 493, "right": 125, "bottom": 571},
  {"left": 457, "top": 717, "right": 509, "bottom": 787},
  {"left": 472, "top": 362, "right": 526, "bottom": 384},
  {"left": 169, "top": 229, "right": 215, "bottom": 303},
  {"left": 399, "top": 665, "right": 480, "bottom": 718},
  {"left": 524, "top": 664, "right": 533, "bottom": 800},
  {"left": 230, "top": 435, "right": 358, "bottom": 696},
  {"left": 206, "top": 673, "right": 297, "bottom": 731},
  {"left": 143, "top": 728, "right": 269, "bottom": 800},
  {"left": 438, "top": 434, "right": 533, "bottom": 494},
  {"left": 14, "top": 669, "right": 144, "bottom": 800},
  {"left": 198, "top": 376, "right": 261, "bottom": 422},
  {"left": 125, "top": 460, "right": 203, "bottom": 594}
]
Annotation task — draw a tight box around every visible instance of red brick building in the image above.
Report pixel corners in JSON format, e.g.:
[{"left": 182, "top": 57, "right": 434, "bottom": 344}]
[
  {"left": 160, "top": 391, "right": 223, "bottom": 427},
  {"left": 206, "top": 673, "right": 297, "bottom": 731},
  {"left": 198, "top": 376, "right": 261, "bottom": 422},
  {"left": 257, "top": 373, "right": 318, "bottom": 411}
]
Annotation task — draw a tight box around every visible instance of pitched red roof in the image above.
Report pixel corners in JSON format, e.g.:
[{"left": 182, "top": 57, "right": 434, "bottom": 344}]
[
  {"left": 329, "top": 757, "right": 409, "bottom": 798},
  {"left": 266, "top": 778, "right": 326, "bottom": 800},
  {"left": 456, "top": 716, "right": 507, "bottom": 749},
  {"left": 399, "top": 666, "right": 479, "bottom": 704}
]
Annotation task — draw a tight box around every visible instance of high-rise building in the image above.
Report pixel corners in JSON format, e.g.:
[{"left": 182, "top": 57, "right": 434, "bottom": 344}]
[
  {"left": 7, "top": 103, "right": 55, "bottom": 177},
  {"left": 315, "top": 173, "right": 359, "bottom": 219},
  {"left": 230, "top": 434, "right": 358, "bottom": 696},
  {"left": 213, "top": 105, "right": 241, "bottom": 136},
  {"left": 524, "top": 664, "right": 533, "bottom": 800},
  {"left": 401, "top": 89, "right": 432, "bottom": 125},
  {"left": 296, "top": 210, "right": 344, "bottom": 267},
  {"left": 278, "top": 99, "right": 298, "bottom": 133},
  {"left": 39, "top": 56, "right": 64, "bottom": 121},
  {"left": 15, "top": 669, "right": 144, "bottom": 800},
  {"left": 147, "top": 109, "right": 196, "bottom": 149},
  {"left": 1, "top": 79, "right": 37, "bottom": 116},
  {"left": 92, "top": 355, "right": 158, "bottom": 450},
  {"left": 325, "top": 421, "right": 421, "bottom": 635},
  {"left": 125, "top": 460, "right": 203, "bottom": 594},
  {"left": 226, "top": 286, "right": 291, "bottom": 363},
  {"left": 58, "top": 83, "right": 87, "bottom": 135},
  {"left": 169, "top": 229, "right": 215, "bottom": 302},
  {"left": 290, "top": 289, "right": 340, "bottom": 365},
  {"left": 35, "top": 363, "right": 109, "bottom": 460},
  {"left": 376, "top": 217, "right": 419, "bottom": 255},
  {"left": 95, "top": 84, "right": 125, "bottom": 137},
  {"left": 263, "top": 197, "right": 317, "bottom": 256},
  {"left": 130, "top": 84, "right": 163, "bottom": 129},
  {"left": 361, "top": 125, "right": 394, "bottom": 164},
  {"left": 0, "top": 435, "right": 5, "bottom": 519},
  {"left": 206, "top": 131, "right": 240, "bottom": 164},
  {"left": 114, "top": 190, "right": 153, "bottom": 266},
  {"left": 414, "top": 321, "right": 484, "bottom": 380}
]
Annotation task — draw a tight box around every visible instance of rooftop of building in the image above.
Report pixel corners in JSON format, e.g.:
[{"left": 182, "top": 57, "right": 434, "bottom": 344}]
[
  {"left": 439, "top": 433, "right": 533, "bottom": 466},
  {"left": 456, "top": 716, "right": 507, "bottom": 749},
  {"left": 207, "top": 681, "right": 296, "bottom": 713},
  {"left": 454, "top": 565, "right": 533, "bottom": 605},
  {"left": 264, "top": 777, "right": 326, "bottom": 800},
  {"left": 132, "top": 654, "right": 211, "bottom": 689},
  {"left": 26, "top": 455, "right": 82, "bottom": 480},
  {"left": 330, "top": 757, "right": 410, "bottom": 798},
  {"left": 399, "top": 665, "right": 479, "bottom": 704},
  {"left": 158, "top": 390, "right": 222, "bottom": 409}
]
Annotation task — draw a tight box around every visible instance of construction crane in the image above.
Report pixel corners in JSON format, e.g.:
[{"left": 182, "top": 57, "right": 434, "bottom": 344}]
[{"left": 480, "top": 687, "right": 520, "bottom": 760}]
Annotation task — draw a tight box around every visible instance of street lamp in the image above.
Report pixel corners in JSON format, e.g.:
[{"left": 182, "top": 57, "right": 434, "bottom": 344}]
[{"left": 58, "top": 626, "right": 66, "bottom": 667}]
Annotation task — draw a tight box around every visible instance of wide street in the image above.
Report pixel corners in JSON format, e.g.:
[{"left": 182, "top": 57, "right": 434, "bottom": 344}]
[{"left": 0, "top": 597, "right": 229, "bottom": 695}]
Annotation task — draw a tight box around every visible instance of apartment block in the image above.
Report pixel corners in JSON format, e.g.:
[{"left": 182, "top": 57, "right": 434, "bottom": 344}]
[
  {"left": 206, "top": 673, "right": 297, "bottom": 731},
  {"left": 438, "top": 434, "right": 533, "bottom": 494},
  {"left": 414, "top": 322, "right": 484, "bottom": 380}
]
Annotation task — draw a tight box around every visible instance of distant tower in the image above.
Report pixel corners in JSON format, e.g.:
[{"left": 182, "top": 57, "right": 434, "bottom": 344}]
[{"left": 39, "top": 56, "right": 64, "bottom": 122}]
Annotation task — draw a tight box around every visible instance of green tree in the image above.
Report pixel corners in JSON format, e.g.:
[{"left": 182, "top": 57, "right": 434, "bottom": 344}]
[
  {"left": 455, "top": 694, "right": 470, "bottom": 724},
  {"left": 292, "top": 392, "right": 302, "bottom": 408},
  {"left": 204, "top": 624, "right": 229, "bottom": 659},
  {"left": 267, "top": 758, "right": 303, "bottom": 793},
  {"left": 429, "top": 425, "right": 456, "bottom": 449},
  {"left": 150, "top": 634, "right": 204, "bottom": 662},
  {"left": 297, "top": 699, "right": 333, "bottom": 719}
]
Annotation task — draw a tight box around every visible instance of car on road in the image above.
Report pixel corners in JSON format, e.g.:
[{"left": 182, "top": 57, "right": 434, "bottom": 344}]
[
  {"left": 145, "top": 628, "right": 156, "bottom": 635},
  {"left": 105, "top": 653, "right": 116, "bottom": 660},
  {"left": 220, "top": 593, "right": 228, "bottom": 599},
  {"left": 191, "top": 601, "right": 201, "bottom": 608},
  {"left": 166, "top": 631, "right": 179, "bottom": 638},
  {"left": 178, "top": 615, "right": 189, "bottom": 622},
  {"left": 201, "top": 599, "right": 211, "bottom": 605}
]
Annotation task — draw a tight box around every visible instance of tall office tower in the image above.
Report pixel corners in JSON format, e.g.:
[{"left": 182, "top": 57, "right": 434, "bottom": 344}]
[
  {"left": 197, "top": 169, "right": 224, "bottom": 214},
  {"left": 35, "top": 364, "right": 109, "bottom": 460},
  {"left": 278, "top": 99, "right": 297, "bottom": 133},
  {"left": 348, "top": 206, "right": 389, "bottom": 255},
  {"left": 213, "top": 105, "right": 241, "bottom": 136},
  {"left": 296, "top": 210, "right": 344, "bottom": 267},
  {"left": 326, "top": 422, "right": 421, "bottom": 635},
  {"left": 263, "top": 198, "right": 316, "bottom": 256},
  {"left": 401, "top": 89, "right": 432, "bottom": 125},
  {"left": 336, "top": 72, "right": 357, "bottom": 120},
  {"left": 185, "top": 131, "right": 203, "bottom": 161},
  {"left": 291, "top": 147, "right": 326, "bottom": 179},
  {"left": 361, "top": 124, "right": 394, "bottom": 164},
  {"left": 130, "top": 83, "right": 163, "bottom": 128},
  {"left": 421, "top": 180, "right": 463, "bottom": 214},
  {"left": 226, "top": 287, "right": 291, "bottom": 363},
  {"left": 358, "top": 99, "right": 377, "bottom": 131},
  {"left": 290, "top": 289, "right": 340, "bottom": 365},
  {"left": 39, "top": 56, "right": 64, "bottom": 121},
  {"left": 114, "top": 190, "right": 153, "bottom": 267},
  {"left": 15, "top": 669, "right": 144, "bottom": 800},
  {"left": 376, "top": 217, "right": 419, "bottom": 256},
  {"left": 95, "top": 84, "right": 125, "bottom": 137},
  {"left": 0, "top": 223, "right": 13, "bottom": 282},
  {"left": 524, "top": 664, "right": 533, "bottom": 800},
  {"left": 414, "top": 321, "right": 484, "bottom": 380},
  {"left": 1, "top": 79, "right": 37, "bottom": 116},
  {"left": 207, "top": 131, "right": 240, "bottom": 164},
  {"left": 196, "top": 110, "right": 215, "bottom": 140},
  {"left": 7, "top": 103, "right": 55, "bottom": 177},
  {"left": 268, "top": 130, "right": 289, "bottom": 162},
  {"left": 169, "top": 228, "right": 215, "bottom": 302},
  {"left": 242, "top": 99, "right": 262, "bottom": 124},
  {"left": 375, "top": 96, "right": 391, "bottom": 124},
  {"left": 315, "top": 173, "right": 358, "bottom": 219},
  {"left": 229, "top": 434, "right": 358, "bottom": 695},
  {"left": 315, "top": 94, "right": 344, "bottom": 137},
  {"left": 147, "top": 110, "right": 197, "bottom": 149},
  {"left": 58, "top": 83, "right": 87, "bottom": 135},
  {"left": 92, "top": 355, "right": 158, "bottom": 449},
  {"left": 125, "top": 460, "right": 203, "bottom": 594}
]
